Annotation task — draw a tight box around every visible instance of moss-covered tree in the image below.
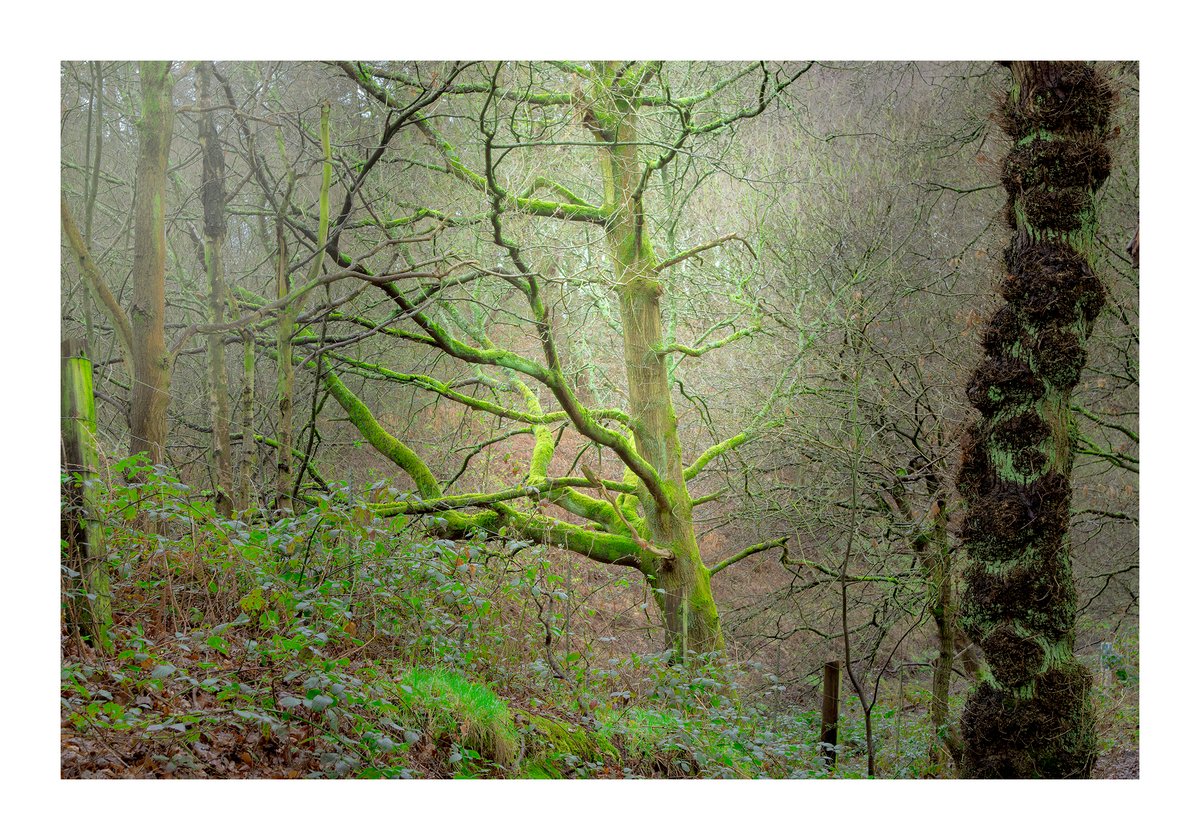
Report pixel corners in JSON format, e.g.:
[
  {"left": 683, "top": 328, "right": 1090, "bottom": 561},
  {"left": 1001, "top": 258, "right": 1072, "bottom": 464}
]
[
  {"left": 290, "top": 61, "right": 810, "bottom": 655},
  {"left": 956, "top": 61, "right": 1114, "bottom": 778}
]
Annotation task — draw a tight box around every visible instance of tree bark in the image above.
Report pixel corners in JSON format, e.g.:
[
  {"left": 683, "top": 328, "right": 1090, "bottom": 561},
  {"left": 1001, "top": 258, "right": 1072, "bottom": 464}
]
[{"left": 956, "top": 61, "right": 1113, "bottom": 778}]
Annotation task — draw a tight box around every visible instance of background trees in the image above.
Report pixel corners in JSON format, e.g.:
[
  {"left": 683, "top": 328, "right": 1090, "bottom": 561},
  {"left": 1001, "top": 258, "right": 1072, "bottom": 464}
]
[{"left": 58, "top": 59, "right": 1138, "bottom": 779}]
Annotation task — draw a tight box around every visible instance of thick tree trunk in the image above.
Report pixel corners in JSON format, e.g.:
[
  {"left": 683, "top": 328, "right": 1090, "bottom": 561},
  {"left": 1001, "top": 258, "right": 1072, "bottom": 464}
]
[
  {"left": 591, "top": 65, "right": 724, "bottom": 654},
  {"left": 956, "top": 61, "right": 1112, "bottom": 778},
  {"left": 129, "top": 61, "right": 174, "bottom": 464},
  {"left": 197, "top": 62, "right": 233, "bottom": 516}
]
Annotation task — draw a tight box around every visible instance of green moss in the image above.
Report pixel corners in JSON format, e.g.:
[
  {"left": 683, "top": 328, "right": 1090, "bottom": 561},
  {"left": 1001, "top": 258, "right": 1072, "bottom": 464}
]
[
  {"left": 598, "top": 707, "right": 683, "bottom": 768},
  {"left": 523, "top": 713, "right": 619, "bottom": 773}
]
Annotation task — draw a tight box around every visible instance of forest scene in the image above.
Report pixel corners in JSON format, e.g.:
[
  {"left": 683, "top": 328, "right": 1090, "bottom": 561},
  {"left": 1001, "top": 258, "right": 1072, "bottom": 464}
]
[{"left": 57, "top": 58, "right": 1139, "bottom": 783}]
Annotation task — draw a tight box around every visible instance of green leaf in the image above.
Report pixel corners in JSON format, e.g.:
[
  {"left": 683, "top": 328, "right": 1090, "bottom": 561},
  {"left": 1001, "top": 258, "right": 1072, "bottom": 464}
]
[
  {"left": 150, "top": 664, "right": 176, "bottom": 679},
  {"left": 308, "top": 694, "right": 335, "bottom": 712}
]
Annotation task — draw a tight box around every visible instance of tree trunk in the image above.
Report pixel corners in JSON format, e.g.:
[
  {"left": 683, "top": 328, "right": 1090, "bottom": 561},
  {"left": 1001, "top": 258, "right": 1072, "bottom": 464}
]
[
  {"left": 925, "top": 521, "right": 956, "bottom": 739},
  {"left": 956, "top": 61, "right": 1113, "bottom": 778},
  {"left": 274, "top": 217, "right": 294, "bottom": 514},
  {"left": 62, "top": 339, "right": 113, "bottom": 652},
  {"left": 129, "top": 61, "right": 174, "bottom": 464},
  {"left": 590, "top": 64, "right": 723, "bottom": 654},
  {"left": 237, "top": 329, "right": 257, "bottom": 511},
  {"left": 197, "top": 62, "right": 233, "bottom": 516}
]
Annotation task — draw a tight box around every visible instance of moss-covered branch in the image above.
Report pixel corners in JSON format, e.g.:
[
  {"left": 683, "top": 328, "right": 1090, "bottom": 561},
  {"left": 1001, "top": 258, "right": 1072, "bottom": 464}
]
[
  {"left": 1071, "top": 402, "right": 1139, "bottom": 443},
  {"left": 319, "top": 369, "right": 441, "bottom": 499},
  {"left": 657, "top": 325, "right": 761, "bottom": 359},
  {"left": 708, "top": 535, "right": 789, "bottom": 576},
  {"left": 684, "top": 432, "right": 750, "bottom": 480},
  {"left": 653, "top": 232, "right": 755, "bottom": 273}
]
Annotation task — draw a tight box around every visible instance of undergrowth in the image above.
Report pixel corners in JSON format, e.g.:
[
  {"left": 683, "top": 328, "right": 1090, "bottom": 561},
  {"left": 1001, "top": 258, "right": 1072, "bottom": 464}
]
[{"left": 60, "top": 457, "right": 1137, "bottom": 778}]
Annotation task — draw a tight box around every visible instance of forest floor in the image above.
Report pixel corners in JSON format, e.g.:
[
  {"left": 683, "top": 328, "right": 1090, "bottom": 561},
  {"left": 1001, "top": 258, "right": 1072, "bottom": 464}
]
[{"left": 60, "top": 469, "right": 1139, "bottom": 780}]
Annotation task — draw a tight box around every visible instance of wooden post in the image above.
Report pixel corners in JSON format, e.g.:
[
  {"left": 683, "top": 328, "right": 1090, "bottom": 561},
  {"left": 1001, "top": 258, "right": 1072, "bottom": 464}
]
[
  {"left": 62, "top": 338, "right": 113, "bottom": 651},
  {"left": 820, "top": 660, "right": 841, "bottom": 771}
]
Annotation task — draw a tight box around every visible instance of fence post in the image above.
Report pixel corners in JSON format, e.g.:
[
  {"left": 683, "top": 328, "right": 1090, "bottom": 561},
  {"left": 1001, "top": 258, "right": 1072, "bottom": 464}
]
[
  {"left": 62, "top": 338, "right": 113, "bottom": 651},
  {"left": 820, "top": 660, "right": 841, "bottom": 771}
]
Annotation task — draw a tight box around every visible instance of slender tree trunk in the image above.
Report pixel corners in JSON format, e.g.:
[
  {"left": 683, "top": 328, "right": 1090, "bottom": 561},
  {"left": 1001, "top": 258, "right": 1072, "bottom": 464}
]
[
  {"left": 590, "top": 65, "right": 722, "bottom": 654},
  {"left": 80, "top": 62, "right": 104, "bottom": 351},
  {"left": 129, "top": 61, "right": 175, "bottom": 464},
  {"left": 237, "top": 329, "right": 257, "bottom": 511},
  {"left": 274, "top": 216, "right": 294, "bottom": 514},
  {"left": 956, "top": 61, "right": 1113, "bottom": 778},
  {"left": 197, "top": 62, "right": 233, "bottom": 516},
  {"left": 273, "top": 102, "right": 330, "bottom": 515}
]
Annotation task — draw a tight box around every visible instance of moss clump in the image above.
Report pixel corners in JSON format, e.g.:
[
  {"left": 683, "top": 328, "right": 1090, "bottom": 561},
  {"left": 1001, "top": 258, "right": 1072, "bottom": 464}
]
[
  {"left": 966, "top": 357, "right": 1044, "bottom": 418},
  {"left": 1033, "top": 326, "right": 1087, "bottom": 390},
  {"left": 979, "top": 624, "right": 1043, "bottom": 687},
  {"left": 990, "top": 410, "right": 1052, "bottom": 478},
  {"left": 980, "top": 304, "right": 1024, "bottom": 357},
  {"left": 1001, "top": 136, "right": 1112, "bottom": 194},
  {"left": 1017, "top": 185, "right": 1092, "bottom": 232},
  {"left": 1001, "top": 241, "right": 1105, "bottom": 326},
  {"left": 523, "top": 713, "right": 619, "bottom": 774},
  {"left": 960, "top": 662, "right": 1097, "bottom": 778},
  {"left": 961, "top": 545, "right": 1075, "bottom": 642},
  {"left": 995, "top": 62, "right": 1115, "bottom": 139},
  {"left": 394, "top": 668, "right": 520, "bottom": 767}
]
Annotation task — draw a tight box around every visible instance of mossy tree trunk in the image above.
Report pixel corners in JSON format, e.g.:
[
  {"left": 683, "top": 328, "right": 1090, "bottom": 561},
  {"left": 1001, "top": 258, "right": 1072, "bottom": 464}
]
[
  {"left": 586, "top": 63, "right": 723, "bottom": 654},
  {"left": 61, "top": 339, "right": 113, "bottom": 652},
  {"left": 129, "top": 61, "right": 175, "bottom": 465},
  {"left": 911, "top": 481, "right": 957, "bottom": 749},
  {"left": 197, "top": 62, "right": 233, "bottom": 516},
  {"left": 273, "top": 103, "right": 331, "bottom": 515},
  {"left": 273, "top": 215, "right": 294, "bottom": 514},
  {"left": 956, "top": 61, "right": 1113, "bottom": 778}
]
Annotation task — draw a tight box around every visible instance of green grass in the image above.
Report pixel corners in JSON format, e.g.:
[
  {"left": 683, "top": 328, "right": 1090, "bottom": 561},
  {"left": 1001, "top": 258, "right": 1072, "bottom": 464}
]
[{"left": 394, "top": 668, "right": 520, "bottom": 768}]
